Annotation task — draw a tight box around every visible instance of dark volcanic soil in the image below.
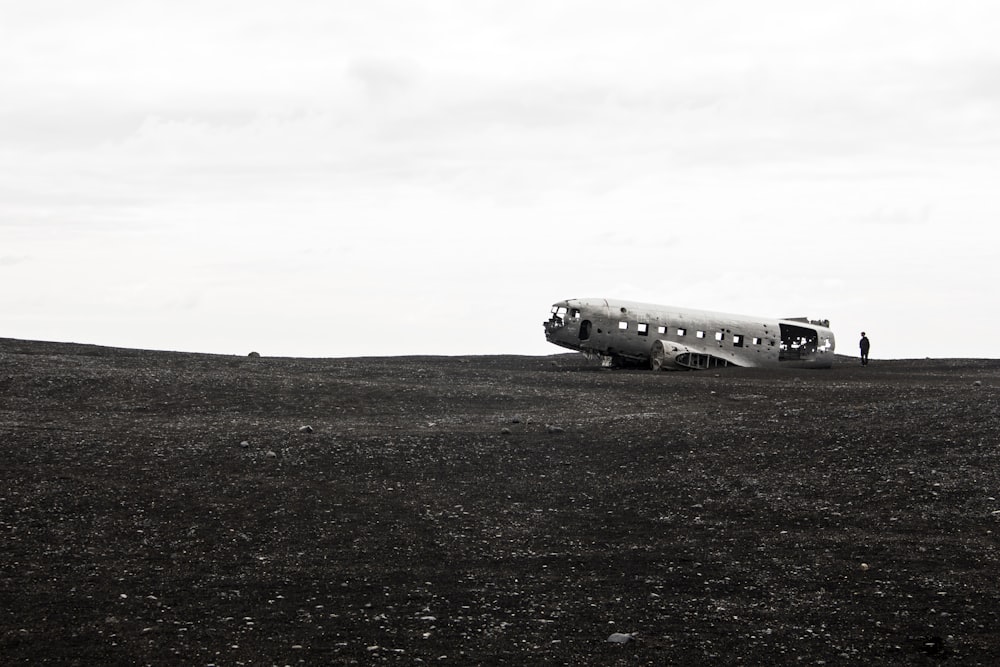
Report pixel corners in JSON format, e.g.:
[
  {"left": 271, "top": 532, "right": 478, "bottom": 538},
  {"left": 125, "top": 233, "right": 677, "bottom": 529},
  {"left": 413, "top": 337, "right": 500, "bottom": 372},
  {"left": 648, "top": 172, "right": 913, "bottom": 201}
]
[{"left": 1, "top": 338, "right": 999, "bottom": 666}]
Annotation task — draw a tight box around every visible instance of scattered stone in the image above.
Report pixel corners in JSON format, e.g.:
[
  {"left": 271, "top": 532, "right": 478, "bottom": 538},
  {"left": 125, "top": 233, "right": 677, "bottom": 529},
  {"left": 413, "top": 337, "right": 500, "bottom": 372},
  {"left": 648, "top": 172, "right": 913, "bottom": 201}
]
[
  {"left": 240, "top": 441, "right": 250, "bottom": 449},
  {"left": 299, "top": 425, "right": 313, "bottom": 434},
  {"left": 266, "top": 450, "right": 277, "bottom": 459},
  {"left": 247, "top": 351, "right": 260, "bottom": 358},
  {"left": 546, "top": 424, "right": 565, "bottom": 434},
  {"left": 607, "top": 632, "right": 636, "bottom": 644},
  {"left": 860, "top": 562, "right": 870, "bottom": 571},
  {"left": 921, "top": 635, "right": 946, "bottom": 656},
  {"left": 973, "top": 380, "right": 982, "bottom": 387},
  {"left": 500, "top": 427, "right": 512, "bottom": 435}
]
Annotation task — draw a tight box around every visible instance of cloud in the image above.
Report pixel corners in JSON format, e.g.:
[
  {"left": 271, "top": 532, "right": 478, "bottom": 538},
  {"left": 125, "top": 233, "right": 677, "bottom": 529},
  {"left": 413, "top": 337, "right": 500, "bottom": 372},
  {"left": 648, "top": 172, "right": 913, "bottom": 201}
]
[
  {"left": 2, "top": 2, "right": 1000, "bottom": 357},
  {"left": 347, "top": 57, "right": 419, "bottom": 101}
]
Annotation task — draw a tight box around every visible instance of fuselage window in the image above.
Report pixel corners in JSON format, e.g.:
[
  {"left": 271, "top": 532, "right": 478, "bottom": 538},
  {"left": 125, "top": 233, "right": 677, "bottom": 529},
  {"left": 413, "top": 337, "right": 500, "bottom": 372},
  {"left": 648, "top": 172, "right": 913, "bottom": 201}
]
[
  {"left": 657, "top": 325, "right": 667, "bottom": 335},
  {"left": 637, "top": 323, "right": 649, "bottom": 336},
  {"left": 677, "top": 328, "right": 687, "bottom": 336},
  {"left": 715, "top": 332, "right": 725, "bottom": 341},
  {"left": 696, "top": 330, "right": 706, "bottom": 339},
  {"left": 752, "top": 337, "right": 761, "bottom": 345},
  {"left": 570, "top": 308, "right": 580, "bottom": 318},
  {"left": 618, "top": 321, "right": 628, "bottom": 331},
  {"left": 733, "top": 334, "right": 744, "bottom": 347}
]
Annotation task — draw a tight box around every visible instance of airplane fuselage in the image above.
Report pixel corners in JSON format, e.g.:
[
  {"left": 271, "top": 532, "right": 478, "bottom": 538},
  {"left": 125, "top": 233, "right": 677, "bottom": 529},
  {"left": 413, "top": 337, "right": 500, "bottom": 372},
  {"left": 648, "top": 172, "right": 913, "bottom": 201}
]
[{"left": 544, "top": 298, "right": 836, "bottom": 370}]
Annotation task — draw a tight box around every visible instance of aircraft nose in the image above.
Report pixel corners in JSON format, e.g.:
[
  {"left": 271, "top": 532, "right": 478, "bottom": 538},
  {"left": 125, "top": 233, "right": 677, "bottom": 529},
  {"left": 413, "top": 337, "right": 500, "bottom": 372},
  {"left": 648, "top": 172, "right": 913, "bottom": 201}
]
[{"left": 543, "top": 317, "right": 562, "bottom": 340}]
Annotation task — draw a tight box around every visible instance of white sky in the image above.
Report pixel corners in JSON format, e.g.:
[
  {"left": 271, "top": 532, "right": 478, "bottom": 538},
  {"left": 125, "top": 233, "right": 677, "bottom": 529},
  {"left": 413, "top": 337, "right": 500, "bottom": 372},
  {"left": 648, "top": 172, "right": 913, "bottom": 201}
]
[{"left": 3, "top": 1, "right": 999, "bottom": 359}]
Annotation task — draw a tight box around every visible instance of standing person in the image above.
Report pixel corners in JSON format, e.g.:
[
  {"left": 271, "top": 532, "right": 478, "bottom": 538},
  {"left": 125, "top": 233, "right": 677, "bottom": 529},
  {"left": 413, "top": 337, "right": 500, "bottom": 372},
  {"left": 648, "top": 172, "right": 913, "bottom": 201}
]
[{"left": 859, "top": 332, "right": 870, "bottom": 365}]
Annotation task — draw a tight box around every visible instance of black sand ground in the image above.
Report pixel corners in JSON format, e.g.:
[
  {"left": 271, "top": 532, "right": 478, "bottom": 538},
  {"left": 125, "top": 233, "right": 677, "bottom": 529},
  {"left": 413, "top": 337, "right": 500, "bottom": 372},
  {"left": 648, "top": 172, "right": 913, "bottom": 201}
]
[{"left": 2, "top": 338, "right": 999, "bottom": 665}]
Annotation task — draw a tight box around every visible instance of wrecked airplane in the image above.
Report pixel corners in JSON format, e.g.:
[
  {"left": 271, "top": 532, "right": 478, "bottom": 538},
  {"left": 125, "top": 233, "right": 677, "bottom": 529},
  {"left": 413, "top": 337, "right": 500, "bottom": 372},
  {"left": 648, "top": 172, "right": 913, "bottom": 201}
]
[{"left": 544, "top": 298, "right": 835, "bottom": 370}]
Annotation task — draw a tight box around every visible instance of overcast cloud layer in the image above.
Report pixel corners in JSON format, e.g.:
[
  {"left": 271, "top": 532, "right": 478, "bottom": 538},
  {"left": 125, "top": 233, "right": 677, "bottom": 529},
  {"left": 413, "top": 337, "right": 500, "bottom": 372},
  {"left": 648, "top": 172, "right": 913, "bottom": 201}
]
[{"left": 3, "top": 1, "right": 999, "bottom": 359}]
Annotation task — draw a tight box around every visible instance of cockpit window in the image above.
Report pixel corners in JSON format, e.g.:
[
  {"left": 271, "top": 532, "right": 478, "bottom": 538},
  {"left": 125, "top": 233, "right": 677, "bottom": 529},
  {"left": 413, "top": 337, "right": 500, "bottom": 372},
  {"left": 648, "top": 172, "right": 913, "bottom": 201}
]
[{"left": 548, "top": 305, "right": 569, "bottom": 329}]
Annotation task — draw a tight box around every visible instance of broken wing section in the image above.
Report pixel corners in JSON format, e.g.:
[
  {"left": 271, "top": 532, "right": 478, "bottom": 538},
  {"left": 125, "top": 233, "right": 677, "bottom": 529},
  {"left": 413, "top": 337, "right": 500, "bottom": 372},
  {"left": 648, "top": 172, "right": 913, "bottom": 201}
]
[{"left": 649, "top": 339, "right": 750, "bottom": 371}]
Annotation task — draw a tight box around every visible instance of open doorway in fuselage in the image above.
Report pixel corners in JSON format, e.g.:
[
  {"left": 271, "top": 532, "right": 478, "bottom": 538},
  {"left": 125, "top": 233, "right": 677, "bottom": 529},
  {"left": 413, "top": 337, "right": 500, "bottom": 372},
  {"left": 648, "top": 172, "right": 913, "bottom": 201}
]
[{"left": 778, "top": 323, "right": 819, "bottom": 360}]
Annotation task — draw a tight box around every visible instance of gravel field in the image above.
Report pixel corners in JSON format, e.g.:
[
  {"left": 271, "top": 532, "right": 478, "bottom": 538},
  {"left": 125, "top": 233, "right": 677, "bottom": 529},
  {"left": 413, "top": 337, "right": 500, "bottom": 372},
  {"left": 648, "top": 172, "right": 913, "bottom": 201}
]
[{"left": 2, "top": 338, "right": 999, "bottom": 665}]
